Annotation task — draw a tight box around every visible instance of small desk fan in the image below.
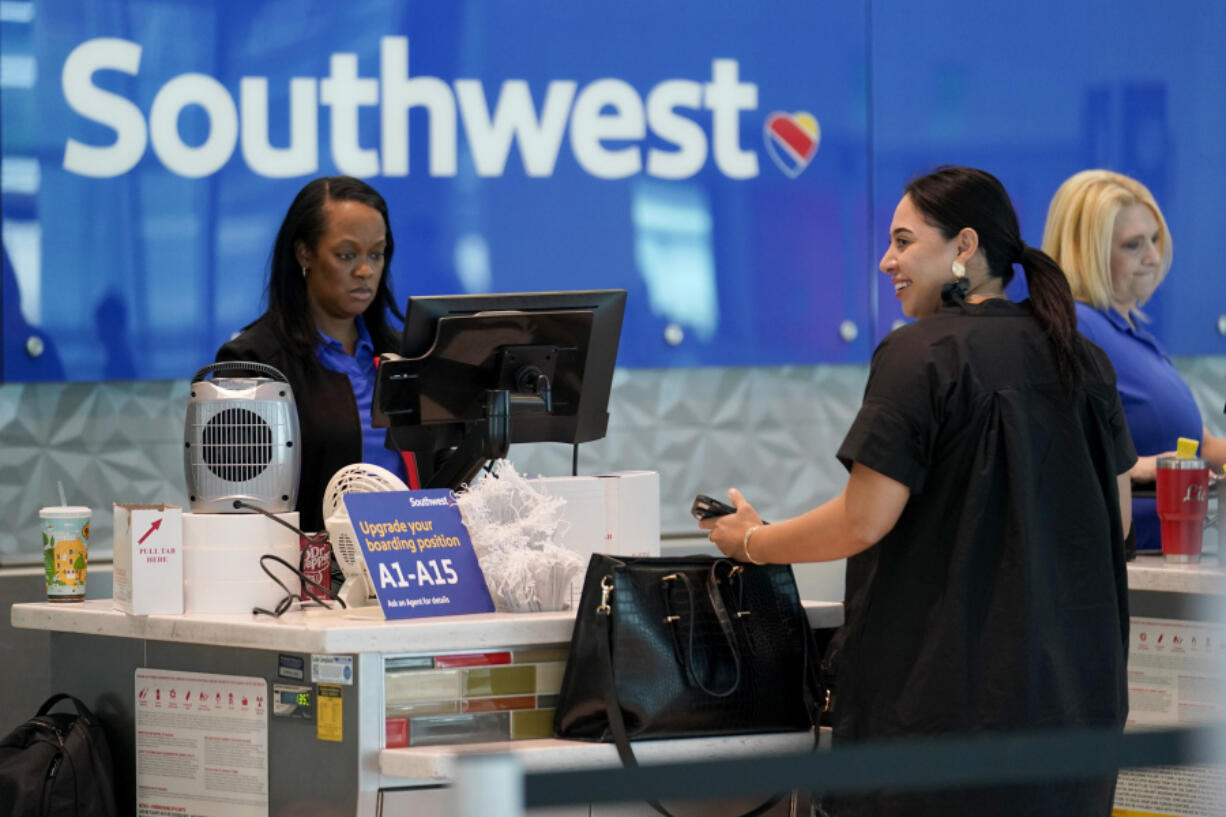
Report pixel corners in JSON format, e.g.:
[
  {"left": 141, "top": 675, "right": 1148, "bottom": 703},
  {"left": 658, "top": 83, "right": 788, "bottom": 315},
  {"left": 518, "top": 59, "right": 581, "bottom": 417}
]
[{"left": 322, "top": 463, "right": 409, "bottom": 607}]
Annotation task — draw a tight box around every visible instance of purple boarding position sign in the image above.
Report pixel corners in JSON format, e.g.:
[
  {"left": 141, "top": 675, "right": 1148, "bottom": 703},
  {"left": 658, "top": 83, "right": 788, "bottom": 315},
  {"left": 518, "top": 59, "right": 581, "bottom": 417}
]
[{"left": 343, "top": 490, "right": 494, "bottom": 620}]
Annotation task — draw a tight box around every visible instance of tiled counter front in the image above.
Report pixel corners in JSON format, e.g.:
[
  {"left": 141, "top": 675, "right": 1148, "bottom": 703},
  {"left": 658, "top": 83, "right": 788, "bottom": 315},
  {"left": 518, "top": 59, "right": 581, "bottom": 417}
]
[{"left": 383, "top": 645, "right": 570, "bottom": 748}]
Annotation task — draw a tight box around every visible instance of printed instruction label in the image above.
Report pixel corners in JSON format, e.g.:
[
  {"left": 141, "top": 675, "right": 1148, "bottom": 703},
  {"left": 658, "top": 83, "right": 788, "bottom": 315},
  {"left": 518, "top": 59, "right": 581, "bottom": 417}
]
[
  {"left": 311, "top": 654, "right": 353, "bottom": 686},
  {"left": 1113, "top": 617, "right": 1226, "bottom": 817},
  {"left": 134, "top": 668, "right": 268, "bottom": 817},
  {"left": 1124, "top": 618, "right": 1225, "bottom": 729},
  {"left": 316, "top": 684, "right": 343, "bottom": 742},
  {"left": 1114, "top": 765, "right": 1226, "bottom": 817}
]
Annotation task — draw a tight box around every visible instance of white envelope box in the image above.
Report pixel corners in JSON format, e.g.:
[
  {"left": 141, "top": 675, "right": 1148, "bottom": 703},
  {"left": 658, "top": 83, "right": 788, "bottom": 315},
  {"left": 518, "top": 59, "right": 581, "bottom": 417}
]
[
  {"left": 599, "top": 470, "right": 660, "bottom": 558},
  {"left": 528, "top": 476, "right": 612, "bottom": 607},
  {"left": 528, "top": 475, "right": 611, "bottom": 559},
  {"left": 529, "top": 471, "right": 660, "bottom": 606},
  {"left": 112, "top": 503, "right": 183, "bottom": 615}
]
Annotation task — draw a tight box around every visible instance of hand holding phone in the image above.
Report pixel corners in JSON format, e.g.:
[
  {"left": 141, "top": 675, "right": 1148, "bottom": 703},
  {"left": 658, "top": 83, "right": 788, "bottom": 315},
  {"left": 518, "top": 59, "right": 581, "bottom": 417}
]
[{"left": 691, "top": 494, "right": 737, "bottom": 521}]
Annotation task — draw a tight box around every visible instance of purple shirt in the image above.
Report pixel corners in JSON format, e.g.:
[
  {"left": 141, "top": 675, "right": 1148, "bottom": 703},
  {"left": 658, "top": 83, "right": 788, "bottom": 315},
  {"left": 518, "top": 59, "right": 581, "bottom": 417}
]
[{"left": 315, "top": 318, "right": 408, "bottom": 484}]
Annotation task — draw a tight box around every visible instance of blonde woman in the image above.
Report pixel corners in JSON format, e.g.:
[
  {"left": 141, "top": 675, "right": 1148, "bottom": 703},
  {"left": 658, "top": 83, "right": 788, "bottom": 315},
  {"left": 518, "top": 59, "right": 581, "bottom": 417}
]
[{"left": 1044, "top": 170, "right": 1226, "bottom": 552}]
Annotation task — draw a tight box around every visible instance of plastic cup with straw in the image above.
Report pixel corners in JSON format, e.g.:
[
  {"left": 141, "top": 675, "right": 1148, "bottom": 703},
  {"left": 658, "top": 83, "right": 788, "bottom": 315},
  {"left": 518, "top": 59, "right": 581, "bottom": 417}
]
[{"left": 40, "top": 481, "right": 91, "bottom": 602}]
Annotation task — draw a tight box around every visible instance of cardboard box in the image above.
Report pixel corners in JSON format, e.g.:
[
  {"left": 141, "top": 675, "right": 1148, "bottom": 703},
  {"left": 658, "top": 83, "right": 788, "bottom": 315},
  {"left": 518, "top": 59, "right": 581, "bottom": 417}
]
[{"left": 113, "top": 503, "right": 183, "bottom": 615}]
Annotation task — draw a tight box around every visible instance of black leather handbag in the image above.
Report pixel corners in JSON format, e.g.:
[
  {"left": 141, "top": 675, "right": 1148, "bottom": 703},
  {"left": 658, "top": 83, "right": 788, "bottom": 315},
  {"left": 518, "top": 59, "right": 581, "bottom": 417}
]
[{"left": 554, "top": 554, "right": 822, "bottom": 815}]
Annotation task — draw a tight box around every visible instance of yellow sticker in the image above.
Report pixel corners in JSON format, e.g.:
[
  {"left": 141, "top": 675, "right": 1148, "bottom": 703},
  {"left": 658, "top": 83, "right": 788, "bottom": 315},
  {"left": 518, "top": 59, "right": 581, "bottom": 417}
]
[{"left": 316, "top": 683, "right": 343, "bottom": 742}]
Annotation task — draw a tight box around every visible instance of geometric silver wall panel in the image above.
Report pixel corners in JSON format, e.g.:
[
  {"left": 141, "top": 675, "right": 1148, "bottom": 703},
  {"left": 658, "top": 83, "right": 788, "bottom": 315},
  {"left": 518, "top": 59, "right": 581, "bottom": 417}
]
[
  {"left": 509, "top": 364, "right": 871, "bottom": 535},
  {"left": 0, "top": 380, "right": 190, "bottom": 561},
  {"left": 2, "top": 357, "right": 1225, "bottom": 562},
  {"left": 1176, "top": 357, "right": 1226, "bottom": 436}
]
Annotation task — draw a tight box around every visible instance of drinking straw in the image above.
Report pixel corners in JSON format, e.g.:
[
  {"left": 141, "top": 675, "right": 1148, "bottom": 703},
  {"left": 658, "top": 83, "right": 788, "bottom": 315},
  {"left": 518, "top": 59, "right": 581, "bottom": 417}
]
[{"left": 57, "top": 481, "right": 67, "bottom": 507}]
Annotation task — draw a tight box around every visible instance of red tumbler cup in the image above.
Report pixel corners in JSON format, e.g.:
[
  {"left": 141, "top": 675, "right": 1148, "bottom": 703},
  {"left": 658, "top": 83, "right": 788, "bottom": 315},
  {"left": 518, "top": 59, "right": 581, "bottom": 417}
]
[
  {"left": 1155, "top": 455, "right": 1208, "bottom": 564},
  {"left": 300, "top": 532, "right": 332, "bottom": 600}
]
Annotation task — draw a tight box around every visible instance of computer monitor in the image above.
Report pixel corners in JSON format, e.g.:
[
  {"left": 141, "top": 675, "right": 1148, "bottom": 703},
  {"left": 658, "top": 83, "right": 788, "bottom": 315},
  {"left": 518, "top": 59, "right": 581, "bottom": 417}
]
[{"left": 373, "top": 289, "right": 627, "bottom": 489}]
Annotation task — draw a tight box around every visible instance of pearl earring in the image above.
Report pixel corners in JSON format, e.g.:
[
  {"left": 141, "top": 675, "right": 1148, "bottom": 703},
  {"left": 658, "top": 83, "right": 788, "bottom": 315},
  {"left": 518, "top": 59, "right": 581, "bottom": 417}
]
[{"left": 946, "top": 259, "right": 971, "bottom": 299}]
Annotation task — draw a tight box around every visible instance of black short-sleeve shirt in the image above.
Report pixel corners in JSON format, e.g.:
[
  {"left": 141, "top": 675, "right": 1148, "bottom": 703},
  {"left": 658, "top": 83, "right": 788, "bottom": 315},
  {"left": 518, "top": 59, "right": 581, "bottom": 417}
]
[{"left": 832, "top": 298, "right": 1136, "bottom": 816}]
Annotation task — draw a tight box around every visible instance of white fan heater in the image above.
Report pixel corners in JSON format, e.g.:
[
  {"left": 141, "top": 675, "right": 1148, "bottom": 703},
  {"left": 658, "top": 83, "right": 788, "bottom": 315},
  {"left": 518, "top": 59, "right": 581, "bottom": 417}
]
[
  {"left": 184, "top": 362, "right": 300, "bottom": 514},
  {"left": 322, "top": 463, "right": 409, "bottom": 607}
]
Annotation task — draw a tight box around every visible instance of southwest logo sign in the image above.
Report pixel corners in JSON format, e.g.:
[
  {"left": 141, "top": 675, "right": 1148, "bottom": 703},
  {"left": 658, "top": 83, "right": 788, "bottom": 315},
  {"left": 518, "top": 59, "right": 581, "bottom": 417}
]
[
  {"left": 764, "top": 111, "right": 820, "bottom": 177},
  {"left": 62, "top": 35, "right": 820, "bottom": 182}
]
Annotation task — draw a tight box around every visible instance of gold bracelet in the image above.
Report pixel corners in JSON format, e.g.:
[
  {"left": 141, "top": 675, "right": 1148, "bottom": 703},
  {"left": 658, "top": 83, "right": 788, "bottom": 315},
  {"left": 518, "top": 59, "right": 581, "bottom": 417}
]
[{"left": 743, "top": 525, "right": 764, "bottom": 565}]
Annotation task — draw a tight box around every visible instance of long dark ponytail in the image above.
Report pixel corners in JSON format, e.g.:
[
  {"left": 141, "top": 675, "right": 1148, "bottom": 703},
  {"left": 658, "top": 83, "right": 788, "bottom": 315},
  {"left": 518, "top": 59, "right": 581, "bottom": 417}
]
[{"left": 905, "top": 166, "right": 1082, "bottom": 393}]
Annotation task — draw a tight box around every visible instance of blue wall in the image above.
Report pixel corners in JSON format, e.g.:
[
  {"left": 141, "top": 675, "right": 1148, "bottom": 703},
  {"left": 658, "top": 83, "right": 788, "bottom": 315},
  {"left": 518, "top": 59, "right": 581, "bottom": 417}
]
[{"left": 3, "top": 0, "right": 1223, "bottom": 382}]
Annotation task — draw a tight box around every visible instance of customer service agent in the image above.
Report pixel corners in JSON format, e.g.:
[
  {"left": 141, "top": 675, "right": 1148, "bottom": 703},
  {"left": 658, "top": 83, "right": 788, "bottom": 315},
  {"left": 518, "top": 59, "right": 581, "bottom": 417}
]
[
  {"left": 1043, "top": 169, "right": 1226, "bottom": 552},
  {"left": 701, "top": 167, "right": 1135, "bottom": 817},
  {"left": 216, "top": 176, "right": 412, "bottom": 531}
]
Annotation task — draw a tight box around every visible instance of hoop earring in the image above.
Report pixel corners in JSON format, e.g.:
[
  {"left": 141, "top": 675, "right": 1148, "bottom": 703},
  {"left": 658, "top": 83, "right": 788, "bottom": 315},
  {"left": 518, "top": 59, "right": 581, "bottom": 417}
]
[{"left": 302, "top": 267, "right": 309, "bottom": 279}]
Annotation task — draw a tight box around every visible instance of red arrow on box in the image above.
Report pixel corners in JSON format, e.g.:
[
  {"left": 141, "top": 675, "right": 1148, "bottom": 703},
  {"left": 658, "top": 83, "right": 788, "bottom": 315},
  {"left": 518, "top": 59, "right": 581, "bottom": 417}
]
[{"left": 137, "top": 518, "right": 162, "bottom": 545}]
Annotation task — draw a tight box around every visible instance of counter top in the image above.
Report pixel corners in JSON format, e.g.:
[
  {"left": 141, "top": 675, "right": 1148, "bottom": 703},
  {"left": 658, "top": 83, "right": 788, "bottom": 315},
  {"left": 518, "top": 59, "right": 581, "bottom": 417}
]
[
  {"left": 18, "top": 553, "right": 1219, "bottom": 654},
  {"left": 380, "top": 730, "right": 828, "bottom": 781},
  {"left": 11, "top": 599, "right": 843, "bottom": 654},
  {"left": 1127, "top": 553, "right": 1225, "bottom": 596}
]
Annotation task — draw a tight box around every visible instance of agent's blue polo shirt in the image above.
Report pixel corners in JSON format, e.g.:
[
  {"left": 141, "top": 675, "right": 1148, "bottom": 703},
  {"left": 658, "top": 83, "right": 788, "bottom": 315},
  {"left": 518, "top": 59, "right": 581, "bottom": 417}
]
[
  {"left": 1076, "top": 302, "right": 1202, "bottom": 550},
  {"left": 316, "top": 318, "right": 408, "bottom": 483}
]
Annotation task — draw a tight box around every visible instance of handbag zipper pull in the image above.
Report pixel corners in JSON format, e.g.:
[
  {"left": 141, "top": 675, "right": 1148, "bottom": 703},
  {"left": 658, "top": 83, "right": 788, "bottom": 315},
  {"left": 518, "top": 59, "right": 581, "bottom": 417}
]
[{"left": 596, "top": 575, "right": 614, "bottom": 615}]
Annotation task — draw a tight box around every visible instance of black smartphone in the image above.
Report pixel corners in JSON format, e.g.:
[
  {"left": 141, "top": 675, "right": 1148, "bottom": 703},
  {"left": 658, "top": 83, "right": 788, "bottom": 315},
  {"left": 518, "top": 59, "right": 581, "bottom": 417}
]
[{"left": 691, "top": 493, "right": 736, "bottom": 521}]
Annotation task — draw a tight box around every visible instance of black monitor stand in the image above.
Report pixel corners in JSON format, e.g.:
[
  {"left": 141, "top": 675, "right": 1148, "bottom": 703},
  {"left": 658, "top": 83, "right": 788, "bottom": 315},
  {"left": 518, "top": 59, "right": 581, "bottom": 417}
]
[{"left": 378, "top": 342, "right": 561, "bottom": 489}]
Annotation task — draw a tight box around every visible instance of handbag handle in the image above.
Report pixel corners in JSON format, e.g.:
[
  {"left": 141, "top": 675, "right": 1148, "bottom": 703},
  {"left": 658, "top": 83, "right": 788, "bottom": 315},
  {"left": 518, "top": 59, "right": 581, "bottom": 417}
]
[
  {"left": 705, "top": 560, "right": 829, "bottom": 726},
  {"left": 594, "top": 600, "right": 788, "bottom": 817},
  {"left": 663, "top": 570, "right": 743, "bottom": 698},
  {"left": 36, "top": 692, "right": 94, "bottom": 719},
  {"left": 708, "top": 560, "right": 757, "bottom": 654}
]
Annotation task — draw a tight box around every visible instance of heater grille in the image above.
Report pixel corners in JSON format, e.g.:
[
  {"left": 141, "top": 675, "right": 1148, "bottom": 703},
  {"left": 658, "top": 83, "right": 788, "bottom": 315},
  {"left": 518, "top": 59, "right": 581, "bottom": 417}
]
[{"left": 201, "top": 406, "right": 274, "bottom": 482}]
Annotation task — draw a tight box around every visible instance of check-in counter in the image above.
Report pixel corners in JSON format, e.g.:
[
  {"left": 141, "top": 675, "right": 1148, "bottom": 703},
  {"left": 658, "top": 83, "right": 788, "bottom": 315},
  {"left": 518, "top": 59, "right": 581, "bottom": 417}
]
[
  {"left": 11, "top": 598, "right": 841, "bottom": 816},
  {"left": 1117, "top": 554, "right": 1225, "bottom": 816},
  {"left": 21, "top": 555, "right": 1210, "bottom": 816}
]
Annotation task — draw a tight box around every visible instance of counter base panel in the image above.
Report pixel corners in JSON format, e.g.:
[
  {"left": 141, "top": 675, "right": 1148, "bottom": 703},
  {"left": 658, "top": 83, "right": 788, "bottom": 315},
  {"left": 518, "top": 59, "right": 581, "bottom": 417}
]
[{"left": 47, "top": 632, "right": 362, "bottom": 817}]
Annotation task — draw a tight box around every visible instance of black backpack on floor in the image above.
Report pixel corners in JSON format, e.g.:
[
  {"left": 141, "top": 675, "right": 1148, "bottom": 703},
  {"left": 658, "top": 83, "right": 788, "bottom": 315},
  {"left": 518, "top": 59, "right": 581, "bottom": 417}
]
[{"left": 0, "top": 693, "right": 118, "bottom": 817}]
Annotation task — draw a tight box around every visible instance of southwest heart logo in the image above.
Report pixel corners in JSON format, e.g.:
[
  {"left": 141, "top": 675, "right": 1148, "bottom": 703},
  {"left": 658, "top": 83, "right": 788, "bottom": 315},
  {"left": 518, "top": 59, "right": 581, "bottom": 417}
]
[{"left": 764, "top": 111, "right": 820, "bottom": 178}]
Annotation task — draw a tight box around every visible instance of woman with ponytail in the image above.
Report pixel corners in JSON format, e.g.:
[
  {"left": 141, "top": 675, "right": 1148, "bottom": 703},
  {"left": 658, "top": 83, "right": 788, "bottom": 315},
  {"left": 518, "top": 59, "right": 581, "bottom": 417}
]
[{"left": 699, "top": 166, "right": 1135, "bottom": 816}]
